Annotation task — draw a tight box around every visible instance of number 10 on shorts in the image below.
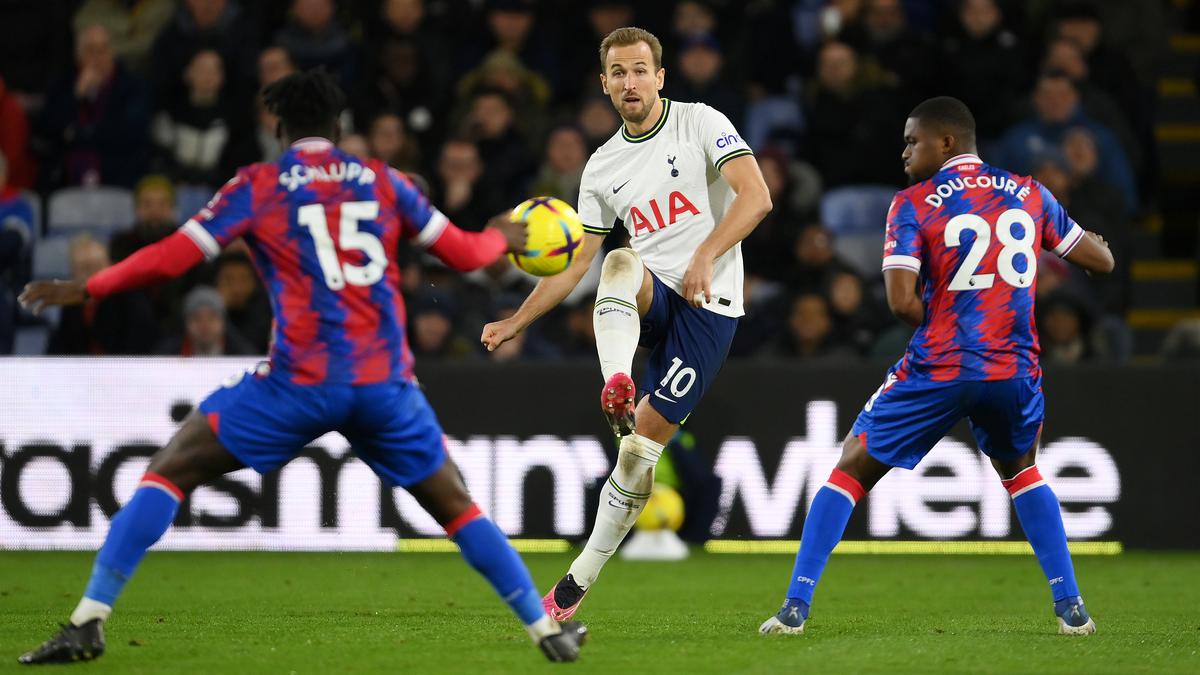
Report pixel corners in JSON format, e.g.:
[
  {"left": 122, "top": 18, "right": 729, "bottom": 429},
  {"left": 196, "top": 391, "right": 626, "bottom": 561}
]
[{"left": 660, "top": 357, "right": 697, "bottom": 398}]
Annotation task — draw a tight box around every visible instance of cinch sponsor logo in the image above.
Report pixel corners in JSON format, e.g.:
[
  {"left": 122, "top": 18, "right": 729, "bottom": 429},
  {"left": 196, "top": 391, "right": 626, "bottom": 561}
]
[{"left": 715, "top": 133, "right": 741, "bottom": 149}]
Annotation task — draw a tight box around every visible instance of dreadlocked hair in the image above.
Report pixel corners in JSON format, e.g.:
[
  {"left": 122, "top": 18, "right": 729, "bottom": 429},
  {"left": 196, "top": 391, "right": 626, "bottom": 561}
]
[{"left": 261, "top": 69, "right": 345, "bottom": 140}]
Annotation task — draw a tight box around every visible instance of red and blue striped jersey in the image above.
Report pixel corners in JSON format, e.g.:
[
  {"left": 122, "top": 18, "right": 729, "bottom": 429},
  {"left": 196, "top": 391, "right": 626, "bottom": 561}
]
[
  {"left": 881, "top": 154, "right": 1085, "bottom": 382},
  {"left": 180, "top": 138, "right": 451, "bottom": 385}
]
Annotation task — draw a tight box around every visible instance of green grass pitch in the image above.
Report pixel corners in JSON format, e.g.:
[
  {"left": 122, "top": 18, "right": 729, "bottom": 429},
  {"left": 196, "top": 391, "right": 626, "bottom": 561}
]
[{"left": 1, "top": 550, "right": 1197, "bottom": 674}]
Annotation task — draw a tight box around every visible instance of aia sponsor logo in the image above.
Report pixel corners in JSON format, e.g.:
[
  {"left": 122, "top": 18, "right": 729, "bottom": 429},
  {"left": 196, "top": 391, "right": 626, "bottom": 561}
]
[{"left": 629, "top": 191, "right": 700, "bottom": 237}]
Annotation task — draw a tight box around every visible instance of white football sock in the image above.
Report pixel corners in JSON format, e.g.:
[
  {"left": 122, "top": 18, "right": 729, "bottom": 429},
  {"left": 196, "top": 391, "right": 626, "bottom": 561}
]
[
  {"left": 70, "top": 597, "right": 112, "bottom": 626},
  {"left": 568, "top": 434, "right": 665, "bottom": 588},
  {"left": 525, "top": 614, "right": 560, "bottom": 643},
  {"left": 593, "top": 248, "right": 643, "bottom": 381}
]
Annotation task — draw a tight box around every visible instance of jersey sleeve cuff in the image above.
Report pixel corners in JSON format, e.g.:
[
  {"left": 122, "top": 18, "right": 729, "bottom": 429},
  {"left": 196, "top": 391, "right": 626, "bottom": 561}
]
[
  {"left": 882, "top": 255, "right": 921, "bottom": 273},
  {"left": 714, "top": 148, "right": 753, "bottom": 171},
  {"left": 1052, "top": 223, "right": 1085, "bottom": 258},
  {"left": 181, "top": 219, "right": 221, "bottom": 261},
  {"left": 414, "top": 210, "right": 450, "bottom": 248},
  {"left": 582, "top": 224, "right": 611, "bottom": 236}
]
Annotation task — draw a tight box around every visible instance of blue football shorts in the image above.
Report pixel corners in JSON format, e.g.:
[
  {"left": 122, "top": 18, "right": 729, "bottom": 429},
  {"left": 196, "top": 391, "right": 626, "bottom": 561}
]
[
  {"left": 850, "top": 369, "right": 1045, "bottom": 470},
  {"left": 198, "top": 363, "right": 446, "bottom": 487}
]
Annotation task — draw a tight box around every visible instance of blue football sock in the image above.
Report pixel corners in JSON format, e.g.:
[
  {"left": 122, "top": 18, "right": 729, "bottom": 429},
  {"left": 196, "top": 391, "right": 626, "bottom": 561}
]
[
  {"left": 84, "top": 474, "right": 182, "bottom": 607},
  {"left": 449, "top": 506, "right": 545, "bottom": 626},
  {"left": 1005, "top": 467, "right": 1081, "bottom": 602},
  {"left": 784, "top": 469, "right": 865, "bottom": 611}
]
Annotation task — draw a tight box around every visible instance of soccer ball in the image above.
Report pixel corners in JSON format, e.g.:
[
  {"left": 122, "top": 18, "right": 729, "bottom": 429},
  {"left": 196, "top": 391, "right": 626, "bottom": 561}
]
[
  {"left": 507, "top": 196, "right": 585, "bottom": 277},
  {"left": 635, "top": 484, "right": 686, "bottom": 532}
]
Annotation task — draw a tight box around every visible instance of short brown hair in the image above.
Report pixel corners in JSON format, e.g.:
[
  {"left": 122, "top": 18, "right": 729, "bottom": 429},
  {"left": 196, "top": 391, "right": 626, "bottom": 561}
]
[{"left": 598, "top": 27, "right": 662, "bottom": 72}]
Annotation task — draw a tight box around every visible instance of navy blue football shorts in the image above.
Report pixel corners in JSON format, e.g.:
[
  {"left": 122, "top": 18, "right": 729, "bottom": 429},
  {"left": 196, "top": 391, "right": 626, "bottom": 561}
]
[{"left": 637, "top": 272, "right": 738, "bottom": 425}]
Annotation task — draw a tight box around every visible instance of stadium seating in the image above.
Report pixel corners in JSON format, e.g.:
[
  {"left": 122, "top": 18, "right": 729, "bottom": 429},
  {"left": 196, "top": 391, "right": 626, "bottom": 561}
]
[
  {"left": 819, "top": 185, "right": 896, "bottom": 237},
  {"left": 175, "top": 185, "right": 214, "bottom": 222},
  {"left": 833, "top": 233, "right": 885, "bottom": 280},
  {"left": 32, "top": 237, "right": 72, "bottom": 280},
  {"left": 47, "top": 187, "right": 134, "bottom": 237},
  {"left": 20, "top": 190, "right": 42, "bottom": 237}
]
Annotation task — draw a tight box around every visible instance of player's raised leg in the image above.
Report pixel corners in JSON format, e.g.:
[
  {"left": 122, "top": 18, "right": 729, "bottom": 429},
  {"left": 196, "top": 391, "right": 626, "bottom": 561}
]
[
  {"left": 406, "top": 458, "right": 588, "bottom": 661},
  {"left": 593, "top": 247, "right": 654, "bottom": 436},
  {"left": 18, "top": 413, "right": 244, "bottom": 665},
  {"left": 760, "top": 433, "right": 890, "bottom": 635}
]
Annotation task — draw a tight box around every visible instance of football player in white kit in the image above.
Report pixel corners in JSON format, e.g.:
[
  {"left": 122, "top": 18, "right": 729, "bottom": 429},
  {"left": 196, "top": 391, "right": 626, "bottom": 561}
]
[{"left": 481, "top": 27, "right": 772, "bottom": 620}]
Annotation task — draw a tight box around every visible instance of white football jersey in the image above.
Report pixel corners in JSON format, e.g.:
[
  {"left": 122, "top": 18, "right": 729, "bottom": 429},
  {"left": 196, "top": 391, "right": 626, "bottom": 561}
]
[{"left": 577, "top": 99, "right": 753, "bottom": 318}]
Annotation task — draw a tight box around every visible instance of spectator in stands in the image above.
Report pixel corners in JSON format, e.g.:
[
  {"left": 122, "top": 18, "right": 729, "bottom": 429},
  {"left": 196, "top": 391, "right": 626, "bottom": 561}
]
[
  {"left": 338, "top": 132, "right": 369, "bottom": 158},
  {"left": 996, "top": 72, "right": 1136, "bottom": 213},
  {"left": 529, "top": 125, "right": 587, "bottom": 205},
  {"left": 1037, "top": 292, "right": 1103, "bottom": 364},
  {"left": 110, "top": 175, "right": 176, "bottom": 262},
  {"left": 37, "top": 24, "right": 150, "bottom": 188},
  {"left": 368, "top": 0, "right": 452, "bottom": 98},
  {"left": 0, "top": 1, "right": 73, "bottom": 100},
  {"left": 1053, "top": 1, "right": 1148, "bottom": 157},
  {"left": 433, "top": 138, "right": 500, "bottom": 230},
  {"left": 741, "top": 150, "right": 814, "bottom": 283},
  {"left": 558, "top": 0, "right": 634, "bottom": 104},
  {"left": 785, "top": 223, "right": 858, "bottom": 294},
  {"left": 73, "top": 0, "right": 175, "bottom": 75},
  {"left": 366, "top": 112, "right": 421, "bottom": 173},
  {"left": 766, "top": 293, "right": 853, "bottom": 359},
  {"left": 464, "top": 0, "right": 557, "bottom": 93},
  {"left": 150, "top": 0, "right": 257, "bottom": 105},
  {"left": 214, "top": 251, "right": 270, "bottom": 353},
  {"left": 0, "top": 151, "right": 34, "bottom": 353},
  {"left": 151, "top": 49, "right": 247, "bottom": 187},
  {"left": 1161, "top": 320, "right": 1200, "bottom": 362},
  {"left": 274, "top": 0, "right": 356, "bottom": 88},
  {"left": 577, "top": 95, "right": 620, "bottom": 151},
  {"left": 408, "top": 290, "right": 476, "bottom": 359},
  {"left": 457, "top": 50, "right": 552, "bottom": 135},
  {"left": 249, "top": 47, "right": 296, "bottom": 164},
  {"left": 0, "top": 76, "right": 36, "bottom": 190},
  {"left": 826, "top": 270, "right": 881, "bottom": 355},
  {"left": 665, "top": 35, "right": 743, "bottom": 130},
  {"left": 849, "top": 0, "right": 937, "bottom": 103},
  {"left": 557, "top": 302, "right": 597, "bottom": 358},
  {"left": 940, "top": 0, "right": 1027, "bottom": 142},
  {"left": 360, "top": 37, "right": 451, "bottom": 152},
  {"left": 156, "top": 285, "right": 255, "bottom": 356},
  {"left": 48, "top": 233, "right": 158, "bottom": 354},
  {"left": 1041, "top": 37, "right": 1140, "bottom": 174},
  {"left": 461, "top": 89, "right": 534, "bottom": 201},
  {"left": 803, "top": 40, "right": 905, "bottom": 188}
]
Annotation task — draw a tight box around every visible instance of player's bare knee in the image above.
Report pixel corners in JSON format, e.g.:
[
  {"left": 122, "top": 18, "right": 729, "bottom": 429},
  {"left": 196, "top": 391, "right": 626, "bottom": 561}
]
[{"left": 991, "top": 448, "right": 1037, "bottom": 480}]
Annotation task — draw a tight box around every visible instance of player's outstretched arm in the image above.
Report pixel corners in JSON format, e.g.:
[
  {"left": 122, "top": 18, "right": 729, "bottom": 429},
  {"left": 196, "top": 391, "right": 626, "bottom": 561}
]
[
  {"left": 682, "top": 155, "right": 772, "bottom": 307},
  {"left": 19, "top": 231, "right": 205, "bottom": 314},
  {"left": 884, "top": 268, "right": 925, "bottom": 328},
  {"left": 480, "top": 232, "right": 604, "bottom": 352},
  {"left": 426, "top": 213, "right": 528, "bottom": 272},
  {"left": 1064, "top": 231, "right": 1115, "bottom": 276}
]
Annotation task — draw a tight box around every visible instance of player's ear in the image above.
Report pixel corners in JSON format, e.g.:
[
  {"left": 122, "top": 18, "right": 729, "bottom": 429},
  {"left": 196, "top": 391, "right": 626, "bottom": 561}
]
[
  {"left": 656, "top": 67, "right": 665, "bottom": 91},
  {"left": 600, "top": 72, "right": 607, "bottom": 93}
]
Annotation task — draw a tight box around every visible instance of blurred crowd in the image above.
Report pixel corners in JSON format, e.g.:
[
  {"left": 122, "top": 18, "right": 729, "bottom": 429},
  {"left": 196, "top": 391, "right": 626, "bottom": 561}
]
[{"left": 0, "top": 0, "right": 1176, "bottom": 364}]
